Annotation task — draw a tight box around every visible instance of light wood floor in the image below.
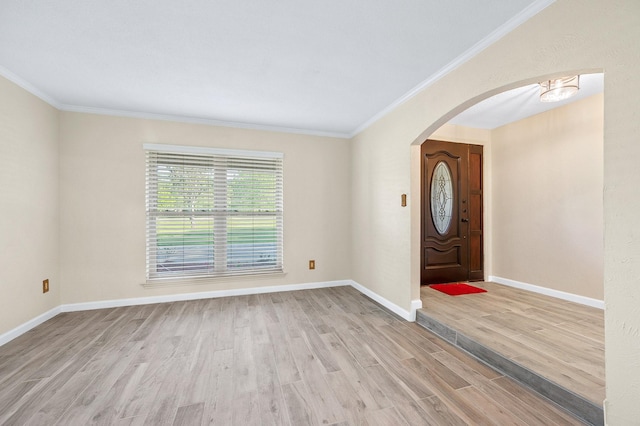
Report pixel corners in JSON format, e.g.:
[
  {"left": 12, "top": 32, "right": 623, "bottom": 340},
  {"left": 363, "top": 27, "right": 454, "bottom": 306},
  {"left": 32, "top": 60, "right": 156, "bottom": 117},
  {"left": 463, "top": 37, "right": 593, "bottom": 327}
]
[
  {"left": 420, "top": 281, "right": 605, "bottom": 406},
  {"left": 0, "top": 286, "right": 585, "bottom": 425}
]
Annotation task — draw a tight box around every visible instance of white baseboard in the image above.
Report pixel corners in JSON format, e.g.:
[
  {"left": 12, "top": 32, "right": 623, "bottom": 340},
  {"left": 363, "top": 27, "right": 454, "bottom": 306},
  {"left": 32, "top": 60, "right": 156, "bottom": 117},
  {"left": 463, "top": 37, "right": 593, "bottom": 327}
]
[
  {"left": 64, "top": 279, "right": 422, "bottom": 322},
  {"left": 410, "top": 299, "right": 424, "bottom": 321},
  {"left": 489, "top": 276, "right": 604, "bottom": 309},
  {"left": 0, "top": 306, "right": 62, "bottom": 347},
  {"left": 61, "top": 280, "right": 351, "bottom": 312},
  {"left": 349, "top": 280, "right": 422, "bottom": 322},
  {"left": 1, "top": 278, "right": 423, "bottom": 347}
]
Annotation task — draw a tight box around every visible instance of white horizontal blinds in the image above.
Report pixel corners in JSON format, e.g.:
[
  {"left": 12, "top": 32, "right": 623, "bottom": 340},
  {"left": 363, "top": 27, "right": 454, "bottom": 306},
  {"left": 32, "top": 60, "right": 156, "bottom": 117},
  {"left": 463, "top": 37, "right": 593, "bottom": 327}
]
[
  {"left": 225, "top": 157, "right": 283, "bottom": 271},
  {"left": 146, "top": 147, "right": 283, "bottom": 279},
  {"left": 146, "top": 152, "right": 216, "bottom": 278}
]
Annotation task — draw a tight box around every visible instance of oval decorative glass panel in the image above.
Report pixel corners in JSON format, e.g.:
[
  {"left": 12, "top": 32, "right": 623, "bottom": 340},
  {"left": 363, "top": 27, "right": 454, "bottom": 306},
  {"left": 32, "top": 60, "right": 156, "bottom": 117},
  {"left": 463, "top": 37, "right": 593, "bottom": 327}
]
[{"left": 430, "top": 161, "right": 453, "bottom": 235}]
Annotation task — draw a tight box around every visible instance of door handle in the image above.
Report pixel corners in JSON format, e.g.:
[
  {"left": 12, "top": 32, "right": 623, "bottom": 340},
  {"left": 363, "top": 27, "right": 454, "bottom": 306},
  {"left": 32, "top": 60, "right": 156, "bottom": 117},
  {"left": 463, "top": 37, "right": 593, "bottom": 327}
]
[{"left": 461, "top": 218, "right": 469, "bottom": 222}]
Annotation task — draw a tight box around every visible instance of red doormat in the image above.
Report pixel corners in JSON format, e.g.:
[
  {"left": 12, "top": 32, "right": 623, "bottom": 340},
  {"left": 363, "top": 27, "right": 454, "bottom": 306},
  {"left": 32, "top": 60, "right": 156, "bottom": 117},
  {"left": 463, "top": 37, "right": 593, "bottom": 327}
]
[{"left": 430, "top": 283, "right": 487, "bottom": 296}]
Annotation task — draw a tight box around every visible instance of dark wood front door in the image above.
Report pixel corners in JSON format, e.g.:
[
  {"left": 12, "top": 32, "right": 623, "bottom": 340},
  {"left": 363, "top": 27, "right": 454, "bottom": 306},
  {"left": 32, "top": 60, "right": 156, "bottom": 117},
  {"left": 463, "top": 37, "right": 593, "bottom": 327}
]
[{"left": 421, "top": 140, "right": 483, "bottom": 285}]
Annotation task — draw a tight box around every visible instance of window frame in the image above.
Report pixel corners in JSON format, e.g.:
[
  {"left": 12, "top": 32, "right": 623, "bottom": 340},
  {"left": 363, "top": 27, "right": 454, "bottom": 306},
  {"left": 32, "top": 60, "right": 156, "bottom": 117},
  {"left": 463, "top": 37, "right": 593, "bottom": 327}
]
[{"left": 144, "top": 143, "right": 284, "bottom": 281}]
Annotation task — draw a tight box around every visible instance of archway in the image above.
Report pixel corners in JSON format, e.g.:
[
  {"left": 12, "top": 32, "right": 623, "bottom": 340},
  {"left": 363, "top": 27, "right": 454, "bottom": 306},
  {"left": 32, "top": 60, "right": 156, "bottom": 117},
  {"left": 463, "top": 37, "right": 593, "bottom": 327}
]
[
  {"left": 408, "top": 72, "right": 605, "bottom": 423},
  {"left": 409, "top": 71, "right": 603, "bottom": 308},
  {"left": 348, "top": 3, "right": 640, "bottom": 422}
]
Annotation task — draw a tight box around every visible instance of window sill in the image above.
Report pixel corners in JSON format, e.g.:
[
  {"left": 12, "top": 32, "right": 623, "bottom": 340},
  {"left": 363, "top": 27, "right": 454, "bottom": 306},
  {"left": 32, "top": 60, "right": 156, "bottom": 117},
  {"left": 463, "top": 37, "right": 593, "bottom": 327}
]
[{"left": 141, "top": 271, "right": 288, "bottom": 289}]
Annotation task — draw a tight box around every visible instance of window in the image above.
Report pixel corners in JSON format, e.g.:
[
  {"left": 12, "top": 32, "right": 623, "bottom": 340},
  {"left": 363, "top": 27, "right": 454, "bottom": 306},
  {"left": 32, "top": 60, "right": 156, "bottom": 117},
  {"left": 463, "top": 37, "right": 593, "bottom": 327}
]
[{"left": 144, "top": 144, "right": 283, "bottom": 280}]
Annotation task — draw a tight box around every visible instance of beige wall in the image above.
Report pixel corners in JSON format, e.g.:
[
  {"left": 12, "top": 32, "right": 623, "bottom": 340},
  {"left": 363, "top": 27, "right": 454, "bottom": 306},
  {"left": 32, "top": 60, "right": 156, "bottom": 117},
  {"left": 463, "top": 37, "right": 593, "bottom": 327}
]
[
  {"left": 491, "top": 94, "right": 603, "bottom": 300},
  {"left": 58, "top": 112, "right": 351, "bottom": 304},
  {"left": 350, "top": 0, "right": 639, "bottom": 422},
  {"left": 0, "top": 76, "right": 60, "bottom": 335}
]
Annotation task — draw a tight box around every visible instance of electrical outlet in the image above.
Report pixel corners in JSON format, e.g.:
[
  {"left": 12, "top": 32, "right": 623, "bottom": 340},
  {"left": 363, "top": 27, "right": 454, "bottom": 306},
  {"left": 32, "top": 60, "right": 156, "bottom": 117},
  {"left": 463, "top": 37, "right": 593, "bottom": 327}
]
[
  {"left": 43, "top": 279, "right": 49, "bottom": 293},
  {"left": 309, "top": 260, "right": 315, "bottom": 270}
]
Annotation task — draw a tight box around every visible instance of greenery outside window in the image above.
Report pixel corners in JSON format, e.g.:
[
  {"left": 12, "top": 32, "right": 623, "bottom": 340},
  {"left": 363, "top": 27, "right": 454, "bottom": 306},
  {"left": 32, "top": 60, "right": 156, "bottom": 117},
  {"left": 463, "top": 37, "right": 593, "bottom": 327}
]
[{"left": 144, "top": 144, "right": 283, "bottom": 280}]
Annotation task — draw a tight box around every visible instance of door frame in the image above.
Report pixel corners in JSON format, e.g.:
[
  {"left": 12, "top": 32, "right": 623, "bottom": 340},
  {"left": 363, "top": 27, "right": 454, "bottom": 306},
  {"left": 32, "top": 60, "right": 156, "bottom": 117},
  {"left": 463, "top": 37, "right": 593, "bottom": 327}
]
[{"left": 420, "top": 139, "right": 484, "bottom": 285}]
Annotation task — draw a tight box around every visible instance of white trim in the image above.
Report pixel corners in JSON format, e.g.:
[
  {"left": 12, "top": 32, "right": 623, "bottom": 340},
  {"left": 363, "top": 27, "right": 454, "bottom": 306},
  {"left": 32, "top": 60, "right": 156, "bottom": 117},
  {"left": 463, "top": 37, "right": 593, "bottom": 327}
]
[
  {"left": 142, "top": 143, "right": 284, "bottom": 159},
  {"left": 349, "top": 0, "right": 556, "bottom": 137},
  {"left": 0, "top": 65, "right": 346, "bottom": 139},
  {"left": 60, "top": 280, "right": 350, "bottom": 312},
  {"left": 489, "top": 276, "right": 604, "bottom": 309},
  {"left": 349, "top": 280, "right": 421, "bottom": 322},
  {"left": 141, "top": 271, "right": 288, "bottom": 288},
  {"left": 409, "top": 298, "right": 423, "bottom": 322},
  {"left": 1, "top": 279, "right": 423, "bottom": 347},
  {"left": 0, "top": 2, "right": 554, "bottom": 141},
  {"left": 0, "top": 306, "right": 62, "bottom": 347},
  {"left": 0, "top": 65, "right": 61, "bottom": 108},
  {"left": 61, "top": 104, "right": 350, "bottom": 139},
  {"left": 0, "top": 66, "right": 348, "bottom": 138}
]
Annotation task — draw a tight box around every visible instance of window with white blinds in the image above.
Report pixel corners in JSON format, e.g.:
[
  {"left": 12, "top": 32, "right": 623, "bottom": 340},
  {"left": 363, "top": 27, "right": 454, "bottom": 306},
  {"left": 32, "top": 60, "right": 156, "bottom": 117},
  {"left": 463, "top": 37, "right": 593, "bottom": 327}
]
[{"left": 144, "top": 144, "right": 283, "bottom": 280}]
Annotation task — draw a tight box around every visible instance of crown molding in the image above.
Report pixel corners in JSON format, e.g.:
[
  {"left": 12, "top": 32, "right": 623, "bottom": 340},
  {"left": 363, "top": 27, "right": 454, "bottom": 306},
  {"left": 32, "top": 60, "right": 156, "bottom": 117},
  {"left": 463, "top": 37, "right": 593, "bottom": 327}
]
[
  {"left": 58, "top": 104, "right": 351, "bottom": 139},
  {"left": 349, "top": 0, "right": 556, "bottom": 138},
  {"left": 1, "top": 0, "right": 554, "bottom": 140},
  {"left": 0, "top": 65, "right": 61, "bottom": 108},
  {"left": 0, "top": 64, "right": 349, "bottom": 139}
]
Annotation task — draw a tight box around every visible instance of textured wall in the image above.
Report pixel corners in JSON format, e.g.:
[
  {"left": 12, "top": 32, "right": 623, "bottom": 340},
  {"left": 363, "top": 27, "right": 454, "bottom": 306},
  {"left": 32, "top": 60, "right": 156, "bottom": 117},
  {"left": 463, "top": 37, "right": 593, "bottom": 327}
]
[
  {"left": 59, "top": 112, "right": 351, "bottom": 303},
  {"left": 0, "top": 76, "right": 60, "bottom": 335},
  {"left": 492, "top": 94, "right": 604, "bottom": 300},
  {"left": 350, "top": 0, "right": 639, "bottom": 422}
]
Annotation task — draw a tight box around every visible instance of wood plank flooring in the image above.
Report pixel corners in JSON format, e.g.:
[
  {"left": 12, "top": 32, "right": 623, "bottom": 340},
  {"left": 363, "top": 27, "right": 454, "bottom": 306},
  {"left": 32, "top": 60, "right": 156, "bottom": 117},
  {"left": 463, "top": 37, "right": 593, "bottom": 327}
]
[
  {"left": 419, "top": 281, "right": 605, "bottom": 406},
  {"left": 0, "top": 286, "right": 585, "bottom": 425}
]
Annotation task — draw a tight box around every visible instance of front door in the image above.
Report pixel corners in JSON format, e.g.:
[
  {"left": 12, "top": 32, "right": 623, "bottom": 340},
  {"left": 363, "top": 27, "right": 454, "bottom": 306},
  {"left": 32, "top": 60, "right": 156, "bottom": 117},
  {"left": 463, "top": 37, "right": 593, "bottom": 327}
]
[{"left": 421, "top": 140, "right": 483, "bottom": 285}]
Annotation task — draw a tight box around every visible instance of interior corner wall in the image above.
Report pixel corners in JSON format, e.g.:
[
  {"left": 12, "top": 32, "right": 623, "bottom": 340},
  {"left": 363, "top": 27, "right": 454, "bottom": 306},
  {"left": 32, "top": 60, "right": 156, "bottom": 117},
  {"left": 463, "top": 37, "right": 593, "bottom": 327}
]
[
  {"left": 0, "top": 75, "right": 60, "bottom": 336},
  {"left": 58, "top": 112, "right": 351, "bottom": 304},
  {"left": 491, "top": 93, "right": 604, "bottom": 300},
  {"left": 349, "top": 0, "right": 639, "bottom": 422},
  {"left": 350, "top": 122, "right": 413, "bottom": 312}
]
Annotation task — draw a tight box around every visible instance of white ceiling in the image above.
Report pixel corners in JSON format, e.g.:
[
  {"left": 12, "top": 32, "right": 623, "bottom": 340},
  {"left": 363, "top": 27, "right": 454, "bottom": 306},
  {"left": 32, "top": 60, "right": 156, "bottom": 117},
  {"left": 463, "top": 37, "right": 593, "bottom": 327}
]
[{"left": 0, "top": 0, "right": 557, "bottom": 137}]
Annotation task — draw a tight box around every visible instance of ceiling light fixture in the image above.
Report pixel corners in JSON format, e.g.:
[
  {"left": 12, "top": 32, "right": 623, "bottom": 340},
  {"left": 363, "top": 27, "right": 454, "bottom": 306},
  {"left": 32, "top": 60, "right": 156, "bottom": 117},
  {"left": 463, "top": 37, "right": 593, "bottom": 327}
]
[{"left": 539, "top": 75, "right": 580, "bottom": 102}]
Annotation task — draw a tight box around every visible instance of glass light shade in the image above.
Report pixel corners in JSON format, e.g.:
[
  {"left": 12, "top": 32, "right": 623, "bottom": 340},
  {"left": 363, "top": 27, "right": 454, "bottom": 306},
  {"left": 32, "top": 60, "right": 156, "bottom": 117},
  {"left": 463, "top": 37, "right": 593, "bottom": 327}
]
[
  {"left": 539, "top": 75, "right": 580, "bottom": 102},
  {"left": 430, "top": 161, "right": 453, "bottom": 235}
]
